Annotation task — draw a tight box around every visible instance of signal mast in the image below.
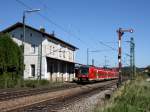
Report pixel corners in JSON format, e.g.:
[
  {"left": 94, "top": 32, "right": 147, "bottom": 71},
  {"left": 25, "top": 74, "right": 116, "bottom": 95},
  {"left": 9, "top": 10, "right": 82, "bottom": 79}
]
[{"left": 117, "top": 28, "right": 133, "bottom": 85}]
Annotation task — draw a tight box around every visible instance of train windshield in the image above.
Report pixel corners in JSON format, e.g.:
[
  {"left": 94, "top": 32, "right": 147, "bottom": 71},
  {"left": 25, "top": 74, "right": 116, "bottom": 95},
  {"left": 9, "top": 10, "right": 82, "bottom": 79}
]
[{"left": 80, "top": 67, "right": 89, "bottom": 75}]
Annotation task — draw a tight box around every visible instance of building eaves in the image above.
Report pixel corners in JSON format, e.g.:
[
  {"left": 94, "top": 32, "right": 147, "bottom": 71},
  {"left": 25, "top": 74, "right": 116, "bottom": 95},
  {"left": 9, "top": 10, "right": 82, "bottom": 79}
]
[{"left": 0, "top": 22, "right": 78, "bottom": 50}]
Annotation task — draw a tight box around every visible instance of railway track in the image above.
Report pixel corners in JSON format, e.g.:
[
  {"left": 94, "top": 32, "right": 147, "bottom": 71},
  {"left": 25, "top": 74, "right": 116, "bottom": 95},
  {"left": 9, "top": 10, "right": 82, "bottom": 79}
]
[
  {"left": 0, "top": 79, "right": 120, "bottom": 102},
  {"left": 3, "top": 80, "right": 118, "bottom": 112},
  {"left": 0, "top": 83, "right": 79, "bottom": 101}
]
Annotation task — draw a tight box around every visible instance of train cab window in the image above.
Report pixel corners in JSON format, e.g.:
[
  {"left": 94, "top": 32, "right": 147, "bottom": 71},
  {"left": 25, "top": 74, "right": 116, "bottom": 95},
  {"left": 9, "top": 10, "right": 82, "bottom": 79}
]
[{"left": 80, "top": 67, "right": 89, "bottom": 75}]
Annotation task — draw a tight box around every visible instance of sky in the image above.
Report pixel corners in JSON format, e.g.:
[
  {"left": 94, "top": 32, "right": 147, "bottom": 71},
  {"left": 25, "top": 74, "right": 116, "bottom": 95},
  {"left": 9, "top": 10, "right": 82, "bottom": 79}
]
[{"left": 0, "top": 0, "right": 149, "bottom": 67}]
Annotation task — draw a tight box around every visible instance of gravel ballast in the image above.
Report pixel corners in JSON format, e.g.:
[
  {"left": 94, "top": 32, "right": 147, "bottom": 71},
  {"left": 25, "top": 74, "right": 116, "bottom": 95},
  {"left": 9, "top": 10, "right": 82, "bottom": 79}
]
[{"left": 59, "top": 85, "right": 117, "bottom": 112}]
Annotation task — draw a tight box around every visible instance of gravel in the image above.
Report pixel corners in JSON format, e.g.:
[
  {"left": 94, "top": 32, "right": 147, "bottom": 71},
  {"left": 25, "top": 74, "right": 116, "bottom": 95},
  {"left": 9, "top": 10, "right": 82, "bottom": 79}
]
[
  {"left": 58, "top": 85, "right": 117, "bottom": 112},
  {"left": 0, "top": 81, "right": 117, "bottom": 112}
]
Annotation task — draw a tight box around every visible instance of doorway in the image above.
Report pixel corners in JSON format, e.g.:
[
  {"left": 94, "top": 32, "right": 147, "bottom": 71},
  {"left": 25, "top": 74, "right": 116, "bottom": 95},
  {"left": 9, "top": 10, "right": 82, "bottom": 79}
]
[{"left": 31, "top": 64, "right": 35, "bottom": 77}]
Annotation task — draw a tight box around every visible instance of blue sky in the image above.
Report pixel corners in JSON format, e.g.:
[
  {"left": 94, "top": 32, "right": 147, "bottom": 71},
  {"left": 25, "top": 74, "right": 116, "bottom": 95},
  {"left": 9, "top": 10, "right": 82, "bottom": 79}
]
[{"left": 0, "top": 0, "right": 149, "bottom": 67}]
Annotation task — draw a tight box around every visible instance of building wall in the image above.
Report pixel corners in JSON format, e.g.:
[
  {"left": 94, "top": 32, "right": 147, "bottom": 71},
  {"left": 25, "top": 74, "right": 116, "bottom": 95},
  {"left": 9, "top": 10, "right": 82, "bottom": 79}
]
[
  {"left": 45, "top": 57, "right": 74, "bottom": 82},
  {"left": 42, "top": 38, "right": 74, "bottom": 62},
  {"left": 42, "top": 35, "right": 75, "bottom": 81},
  {"left": 9, "top": 27, "right": 75, "bottom": 81}
]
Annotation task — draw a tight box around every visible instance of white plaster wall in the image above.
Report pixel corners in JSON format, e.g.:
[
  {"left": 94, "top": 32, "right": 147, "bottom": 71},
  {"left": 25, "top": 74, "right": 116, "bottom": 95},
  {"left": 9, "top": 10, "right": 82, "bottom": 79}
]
[
  {"left": 10, "top": 27, "right": 45, "bottom": 79},
  {"left": 42, "top": 38, "right": 75, "bottom": 63},
  {"left": 9, "top": 26, "right": 75, "bottom": 80}
]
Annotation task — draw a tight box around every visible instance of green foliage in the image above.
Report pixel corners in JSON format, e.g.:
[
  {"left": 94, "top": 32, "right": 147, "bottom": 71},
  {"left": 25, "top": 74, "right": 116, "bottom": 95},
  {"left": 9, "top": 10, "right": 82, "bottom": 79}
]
[
  {"left": 0, "top": 33, "right": 23, "bottom": 74},
  {"left": 0, "top": 34, "right": 61, "bottom": 89},
  {"left": 24, "top": 80, "right": 39, "bottom": 88},
  {"left": 0, "top": 73, "right": 50, "bottom": 88},
  {"left": 0, "top": 73, "right": 20, "bottom": 88},
  {"left": 39, "top": 79, "right": 50, "bottom": 85},
  {"left": 0, "top": 33, "right": 24, "bottom": 88},
  {"left": 24, "top": 79, "right": 49, "bottom": 88},
  {"left": 121, "top": 66, "right": 131, "bottom": 76},
  {"left": 95, "top": 76, "right": 150, "bottom": 112}
]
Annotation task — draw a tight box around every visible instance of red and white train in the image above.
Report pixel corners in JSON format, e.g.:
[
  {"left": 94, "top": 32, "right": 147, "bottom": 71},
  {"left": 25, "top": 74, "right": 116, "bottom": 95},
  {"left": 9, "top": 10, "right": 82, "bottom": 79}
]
[{"left": 75, "top": 65, "right": 119, "bottom": 82}]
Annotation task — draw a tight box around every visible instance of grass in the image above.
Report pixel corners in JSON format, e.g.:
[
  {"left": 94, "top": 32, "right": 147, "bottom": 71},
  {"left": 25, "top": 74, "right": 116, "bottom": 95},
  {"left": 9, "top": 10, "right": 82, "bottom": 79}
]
[
  {"left": 95, "top": 74, "right": 150, "bottom": 112},
  {"left": 0, "top": 73, "right": 63, "bottom": 89}
]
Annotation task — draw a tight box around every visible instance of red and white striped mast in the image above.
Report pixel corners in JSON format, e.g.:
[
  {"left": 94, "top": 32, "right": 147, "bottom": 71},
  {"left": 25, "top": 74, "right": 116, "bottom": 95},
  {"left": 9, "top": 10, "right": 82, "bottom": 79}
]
[{"left": 117, "top": 28, "right": 133, "bottom": 85}]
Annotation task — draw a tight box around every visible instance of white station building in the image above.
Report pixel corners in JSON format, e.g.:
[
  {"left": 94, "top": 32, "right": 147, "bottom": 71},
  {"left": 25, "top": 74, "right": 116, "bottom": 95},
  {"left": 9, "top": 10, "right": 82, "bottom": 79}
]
[{"left": 1, "top": 22, "right": 78, "bottom": 81}]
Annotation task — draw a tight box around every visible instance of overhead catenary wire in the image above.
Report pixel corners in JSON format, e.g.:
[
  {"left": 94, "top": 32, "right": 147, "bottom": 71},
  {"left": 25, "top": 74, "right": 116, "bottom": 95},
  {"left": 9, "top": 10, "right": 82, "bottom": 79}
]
[
  {"left": 15, "top": 0, "right": 131, "bottom": 67},
  {"left": 99, "top": 41, "right": 117, "bottom": 51},
  {"left": 88, "top": 49, "right": 112, "bottom": 53},
  {"left": 98, "top": 40, "right": 130, "bottom": 57},
  {"left": 15, "top": 0, "right": 93, "bottom": 48},
  {"left": 15, "top": 0, "right": 123, "bottom": 52},
  {"left": 34, "top": 1, "right": 125, "bottom": 53},
  {"left": 37, "top": 0, "right": 95, "bottom": 47}
]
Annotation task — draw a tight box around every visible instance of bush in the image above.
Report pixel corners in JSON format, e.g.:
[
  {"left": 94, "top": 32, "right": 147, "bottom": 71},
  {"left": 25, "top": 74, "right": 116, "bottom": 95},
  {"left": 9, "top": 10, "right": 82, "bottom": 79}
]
[
  {"left": 23, "top": 79, "right": 49, "bottom": 88},
  {"left": 0, "top": 73, "right": 18, "bottom": 88},
  {"left": 95, "top": 75, "right": 150, "bottom": 112},
  {"left": 39, "top": 79, "right": 49, "bottom": 86},
  {"left": 23, "top": 80, "right": 37, "bottom": 88},
  {"left": 0, "top": 33, "right": 23, "bottom": 75},
  {"left": 0, "top": 72, "right": 50, "bottom": 89}
]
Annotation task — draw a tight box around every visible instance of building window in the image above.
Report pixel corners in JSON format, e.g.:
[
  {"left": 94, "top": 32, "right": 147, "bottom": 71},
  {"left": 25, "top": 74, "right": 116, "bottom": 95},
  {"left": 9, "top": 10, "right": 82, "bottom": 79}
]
[
  {"left": 31, "top": 44, "right": 36, "bottom": 53},
  {"left": 49, "top": 46, "right": 51, "bottom": 54},
  {"left": 31, "top": 64, "right": 35, "bottom": 77},
  {"left": 69, "top": 51, "right": 72, "bottom": 60},
  {"left": 52, "top": 46, "right": 55, "bottom": 55},
  {"left": 59, "top": 50, "right": 62, "bottom": 57},
  {"left": 63, "top": 51, "right": 65, "bottom": 58},
  {"left": 69, "top": 52, "right": 71, "bottom": 60},
  {"left": 12, "top": 34, "right": 15, "bottom": 37},
  {"left": 49, "top": 45, "right": 54, "bottom": 55},
  {"left": 20, "top": 34, "right": 23, "bottom": 39},
  {"left": 30, "top": 33, "right": 32, "bottom": 37}
]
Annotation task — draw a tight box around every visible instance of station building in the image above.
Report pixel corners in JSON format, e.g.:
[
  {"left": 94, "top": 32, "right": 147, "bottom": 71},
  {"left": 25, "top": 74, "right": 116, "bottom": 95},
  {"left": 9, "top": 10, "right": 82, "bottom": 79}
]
[{"left": 1, "top": 22, "right": 78, "bottom": 81}]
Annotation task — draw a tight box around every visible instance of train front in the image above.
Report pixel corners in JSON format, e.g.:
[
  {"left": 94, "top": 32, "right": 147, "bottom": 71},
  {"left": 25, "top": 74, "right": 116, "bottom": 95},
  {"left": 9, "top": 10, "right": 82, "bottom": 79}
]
[{"left": 75, "top": 66, "right": 89, "bottom": 82}]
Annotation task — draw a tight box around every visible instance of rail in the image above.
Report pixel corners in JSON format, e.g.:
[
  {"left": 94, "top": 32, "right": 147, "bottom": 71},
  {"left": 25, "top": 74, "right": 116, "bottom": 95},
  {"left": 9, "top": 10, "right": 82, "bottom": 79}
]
[{"left": 1, "top": 80, "right": 118, "bottom": 112}]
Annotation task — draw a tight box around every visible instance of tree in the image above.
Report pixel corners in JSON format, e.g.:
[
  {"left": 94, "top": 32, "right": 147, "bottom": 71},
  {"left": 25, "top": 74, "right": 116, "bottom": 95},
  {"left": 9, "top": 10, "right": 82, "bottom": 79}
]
[{"left": 0, "top": 33, "right": 23, "bottom": 76}]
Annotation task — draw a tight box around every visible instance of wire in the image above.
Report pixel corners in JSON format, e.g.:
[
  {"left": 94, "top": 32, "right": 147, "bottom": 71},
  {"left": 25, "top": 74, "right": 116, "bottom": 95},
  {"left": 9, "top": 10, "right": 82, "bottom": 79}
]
[
  {"left": 99, "top": 41, "right": 117, "bottom": 51},
  {"left": 89, "top": 49, "right": 112, "bottom": 53},
  {"left": 15, "top": 0, "right": 131, "bottom": 66},
  {"left": 15, "top": 0, "right": 91, "bottom": 48},
  {"left": 37, "top": 0, "right": 94, "bottom": 47},
  {"left": 99, "top": 40, "right": 130, "bottom": 56}
]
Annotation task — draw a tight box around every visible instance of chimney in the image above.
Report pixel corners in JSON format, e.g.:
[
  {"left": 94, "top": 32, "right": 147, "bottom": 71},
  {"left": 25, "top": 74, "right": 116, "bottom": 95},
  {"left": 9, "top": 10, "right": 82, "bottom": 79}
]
[
  {"left": 40, "top": 27, "right": 45, "bottom": 33},
  {"left": 51, "top": 30, "right": 55, "bottom": 36}
]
